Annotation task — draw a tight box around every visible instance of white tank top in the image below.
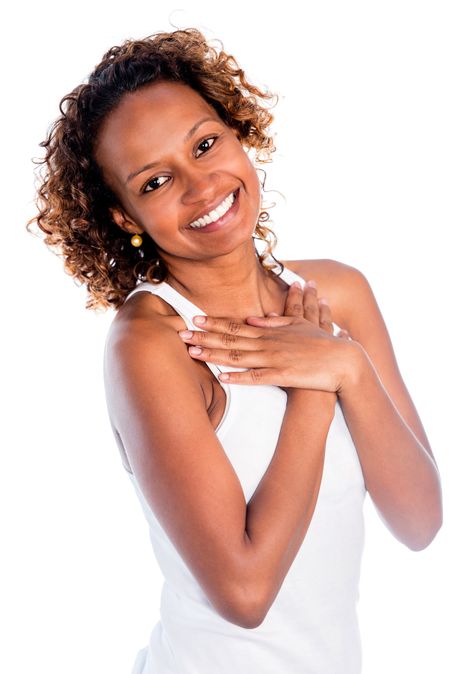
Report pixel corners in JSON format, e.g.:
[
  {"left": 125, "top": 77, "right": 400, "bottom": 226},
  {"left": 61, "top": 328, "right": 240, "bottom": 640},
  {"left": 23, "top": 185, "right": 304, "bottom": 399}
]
[{"left": 121, "top": 257, "right": 367, "bottom": 674}]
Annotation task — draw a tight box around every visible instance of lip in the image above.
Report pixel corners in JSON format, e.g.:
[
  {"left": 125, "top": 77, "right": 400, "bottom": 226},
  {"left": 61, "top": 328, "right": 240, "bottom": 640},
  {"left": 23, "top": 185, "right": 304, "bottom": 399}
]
[{"left": 186, "top": 188, "right": 240, "bottom": 233}]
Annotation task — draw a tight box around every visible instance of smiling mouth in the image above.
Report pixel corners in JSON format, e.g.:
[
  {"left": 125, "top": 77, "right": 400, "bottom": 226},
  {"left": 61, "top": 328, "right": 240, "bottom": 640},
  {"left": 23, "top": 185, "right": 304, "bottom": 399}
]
[{"left": 187, "top": 189, "right": 239, "bottom": 230}]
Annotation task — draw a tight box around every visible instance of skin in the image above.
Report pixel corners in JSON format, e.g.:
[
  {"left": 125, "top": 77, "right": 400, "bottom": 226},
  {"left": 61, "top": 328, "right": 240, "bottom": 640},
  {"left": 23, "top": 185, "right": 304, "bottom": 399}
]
[
  {"left": 99, "top": 80, "right": 442, "bottom": 618},
  {"left": 94, "top": 79, "right": 285, "bottom": 319},
  {"left": 94, "top": 78, "right": 350, "bottom": 428}
]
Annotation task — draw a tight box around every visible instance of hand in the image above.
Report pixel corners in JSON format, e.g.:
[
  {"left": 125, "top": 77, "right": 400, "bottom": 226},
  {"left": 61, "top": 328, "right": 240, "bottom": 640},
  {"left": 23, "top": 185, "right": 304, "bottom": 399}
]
[
  {"left": 264, "top": 281, "right": 351, "bottom": 341},
  {"left": 259, "top": 280, "right": 350, "bottom": 396},
  {"left": 178, "top": 279, "right": 357, "bottom": 394}
]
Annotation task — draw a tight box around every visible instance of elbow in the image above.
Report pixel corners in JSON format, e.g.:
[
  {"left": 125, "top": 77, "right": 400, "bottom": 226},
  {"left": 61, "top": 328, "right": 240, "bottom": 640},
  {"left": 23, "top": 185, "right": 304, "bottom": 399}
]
[
  {"left": 224, "top": 582, "right": 269, "bottom": 629},
  {"left": 216, "top": 539, "right": 270, "bottom": 628},
  {"left": 230, "top": 603, "right": 267, "bottom": 630},
  {"left": 406, "top": 515, "right": 443, "bottom": 552}
]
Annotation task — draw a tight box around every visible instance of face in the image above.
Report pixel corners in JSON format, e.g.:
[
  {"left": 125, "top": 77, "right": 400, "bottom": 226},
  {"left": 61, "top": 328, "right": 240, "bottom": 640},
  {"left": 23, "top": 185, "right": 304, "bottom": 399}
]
[{"left": 93, "top": 80, "right": 262, "bottom": 266}]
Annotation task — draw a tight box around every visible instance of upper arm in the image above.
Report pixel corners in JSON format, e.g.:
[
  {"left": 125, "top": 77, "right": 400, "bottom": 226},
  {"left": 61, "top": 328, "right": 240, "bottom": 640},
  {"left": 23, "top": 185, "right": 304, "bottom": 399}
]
[
  {"left": 103, "top": 318, "right": 253, "bottom": 624},
  {"left": 333, "top": 262, "right": 436, "bottom": 464}
]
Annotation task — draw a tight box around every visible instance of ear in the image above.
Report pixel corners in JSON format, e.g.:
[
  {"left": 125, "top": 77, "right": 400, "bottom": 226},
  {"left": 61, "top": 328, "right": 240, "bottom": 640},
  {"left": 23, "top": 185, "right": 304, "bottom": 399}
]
[{"left": 109, "top": 207, "right": 143, "bottom": 236}]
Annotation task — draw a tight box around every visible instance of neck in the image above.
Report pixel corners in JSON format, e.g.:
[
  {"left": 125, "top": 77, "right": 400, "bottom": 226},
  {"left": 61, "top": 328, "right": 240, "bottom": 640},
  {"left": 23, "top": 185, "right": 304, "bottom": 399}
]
[{"left": 162, "top": 244, "right": 286, "bottom": 319}]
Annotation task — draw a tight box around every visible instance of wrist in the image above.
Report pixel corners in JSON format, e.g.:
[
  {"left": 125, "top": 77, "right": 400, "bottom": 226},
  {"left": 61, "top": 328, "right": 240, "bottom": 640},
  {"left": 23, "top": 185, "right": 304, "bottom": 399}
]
[
  {"left": 337, "top": 340, "right": 371, "bottom": 397},
  {"left": 287, "top": 387, "right": 337, "bottom": 413}
]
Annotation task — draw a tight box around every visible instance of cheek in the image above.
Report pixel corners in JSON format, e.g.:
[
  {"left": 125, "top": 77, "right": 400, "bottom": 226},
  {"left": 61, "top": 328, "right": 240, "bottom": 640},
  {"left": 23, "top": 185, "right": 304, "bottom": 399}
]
[
  {"left": 244, "top": 161, "right": 263, "bottom": 211},
  {"left": 241, "top": 151, "right": 261, "bottom": 189}
]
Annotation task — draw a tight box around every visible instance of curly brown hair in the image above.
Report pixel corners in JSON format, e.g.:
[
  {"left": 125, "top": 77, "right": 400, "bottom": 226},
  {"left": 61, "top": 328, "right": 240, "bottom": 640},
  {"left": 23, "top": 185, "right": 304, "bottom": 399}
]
[{"left": 26, "top": 27, "right": 285, "bottom": 312}]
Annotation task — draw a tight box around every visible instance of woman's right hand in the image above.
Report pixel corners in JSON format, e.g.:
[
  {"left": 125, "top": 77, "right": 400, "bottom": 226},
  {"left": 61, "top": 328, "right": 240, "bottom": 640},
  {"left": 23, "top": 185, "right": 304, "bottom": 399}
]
[{"left": 180, "top": 277, "right": 356, "bottom": 394}]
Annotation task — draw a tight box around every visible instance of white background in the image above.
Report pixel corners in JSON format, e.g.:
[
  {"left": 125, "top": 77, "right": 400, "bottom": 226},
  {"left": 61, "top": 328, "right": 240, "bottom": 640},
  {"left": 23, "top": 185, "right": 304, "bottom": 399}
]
[{"left": 2, "top": 1, "right": 449, "bottom": 672}]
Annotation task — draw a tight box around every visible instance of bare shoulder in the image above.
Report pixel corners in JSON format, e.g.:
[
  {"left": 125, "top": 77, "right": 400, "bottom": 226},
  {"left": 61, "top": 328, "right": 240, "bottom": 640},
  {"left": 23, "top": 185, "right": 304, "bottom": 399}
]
[
  {"left": 104, "top": 288, "right": 212, "bottom": 454},
  {"left": 104, "top": 293, "right": 180, "bottom": 421},
  {"left": 114, "top": 285, "right": 186, "bottom": 327},
  {"left": 103, "top": 294, "right": 207, "bottom": 468},
  {"left": 283, "top": 259, "right": 437, "bottom": 464},
  {"left": 104, "top": 290, "right": 191, "bottom": 438},
  {"left": 106, "top": 286, "right": 190, "bottom": 356},
  {"left": 280, "top": 258, "right": 360, "bottom": 328}
]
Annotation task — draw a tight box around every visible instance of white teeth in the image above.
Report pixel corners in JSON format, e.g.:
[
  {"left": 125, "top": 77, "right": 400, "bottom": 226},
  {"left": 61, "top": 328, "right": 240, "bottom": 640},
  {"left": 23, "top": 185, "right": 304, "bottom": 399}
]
[{"left": 189, "top": 191, "right": 236, "bottom": 228}]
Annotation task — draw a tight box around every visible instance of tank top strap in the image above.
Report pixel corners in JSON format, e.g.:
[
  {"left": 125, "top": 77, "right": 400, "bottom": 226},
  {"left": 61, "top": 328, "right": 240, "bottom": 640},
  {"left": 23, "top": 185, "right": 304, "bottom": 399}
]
[
  {"left": 276, "top": 262, "right": 307, "bottom": 289},
  {"left": 126, "top": 280, "right": 207, "bottom": 332},
  {"left": 124, "top": 281, "right": 247, "bottom": 381}
]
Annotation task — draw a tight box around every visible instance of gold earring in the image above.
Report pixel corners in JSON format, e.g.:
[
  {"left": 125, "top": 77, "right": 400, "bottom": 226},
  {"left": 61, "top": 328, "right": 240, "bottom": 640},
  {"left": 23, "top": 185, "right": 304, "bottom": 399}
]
[{"left": 130, "top": 233, "right": 143, "bottom": 247}]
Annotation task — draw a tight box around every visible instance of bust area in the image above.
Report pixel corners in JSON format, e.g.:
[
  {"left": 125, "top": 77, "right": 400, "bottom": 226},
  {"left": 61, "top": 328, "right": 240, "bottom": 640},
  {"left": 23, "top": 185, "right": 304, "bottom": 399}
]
[{"left": 112, "top": 259, "right": 342, "bottom": 452}]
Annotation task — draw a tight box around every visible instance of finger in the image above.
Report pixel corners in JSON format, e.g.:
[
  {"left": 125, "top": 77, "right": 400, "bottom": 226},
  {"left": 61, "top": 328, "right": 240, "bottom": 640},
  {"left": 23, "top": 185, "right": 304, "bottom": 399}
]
[
  {"left": 302, "top": 280, "right": 320, "bottom": 324},
  {"left": 218, "top": 367, "right": 280, "bottom": 385},
  {"left": 185, "top": 344, "right": 273, "bottom": 369},
  {"left": 179, "top": 326, "right": 262, "bottom": 350},
  {"left": 318, "top": 298, "right": 334, "bottom": 334},
  {"left": 192, "top": 314, "right": 264, "bottom": 338},
  {"left": 283, "top": 281, "right": 304, "bottom": 318}
]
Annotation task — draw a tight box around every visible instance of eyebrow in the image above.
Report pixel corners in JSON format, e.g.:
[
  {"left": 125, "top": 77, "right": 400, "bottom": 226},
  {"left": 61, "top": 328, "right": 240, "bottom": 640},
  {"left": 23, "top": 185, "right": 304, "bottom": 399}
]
[{"left": 125, "top": 115, "right": 219, "bottom": 185}]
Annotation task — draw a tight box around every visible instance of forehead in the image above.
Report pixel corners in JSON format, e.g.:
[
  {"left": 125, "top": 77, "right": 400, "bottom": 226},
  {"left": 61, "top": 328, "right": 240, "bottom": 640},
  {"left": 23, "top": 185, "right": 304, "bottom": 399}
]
[
  {"left": 94, "top": 81, "right": 222, "bottom": 170},
  {"left": 110, "top": 80, "right": 215, "bottom": 125}
]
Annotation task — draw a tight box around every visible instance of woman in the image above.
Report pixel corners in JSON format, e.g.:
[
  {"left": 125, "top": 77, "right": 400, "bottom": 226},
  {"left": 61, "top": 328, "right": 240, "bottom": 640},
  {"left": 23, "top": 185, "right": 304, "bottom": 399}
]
[{"left": 28, "top": 28, "right": 442, "bottom": 674}]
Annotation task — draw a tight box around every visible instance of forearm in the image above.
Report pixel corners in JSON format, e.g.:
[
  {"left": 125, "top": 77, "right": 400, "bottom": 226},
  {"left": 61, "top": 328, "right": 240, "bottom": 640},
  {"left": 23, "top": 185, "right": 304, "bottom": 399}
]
[
  {"left": 338, "top": 343, "right": 443, "bottom": 550},
  {"left": 242, "top": 389, "right": 336, "bottom": 620}
]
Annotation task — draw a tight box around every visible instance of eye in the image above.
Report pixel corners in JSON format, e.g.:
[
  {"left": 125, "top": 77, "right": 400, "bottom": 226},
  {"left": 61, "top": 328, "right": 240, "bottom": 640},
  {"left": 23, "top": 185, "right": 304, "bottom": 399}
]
[
  {"left": 141, "top": 135, "right": 220, "bottom": 194},
  {"left": 142, "top": 175, "right": 170, "bottom": 194},
  {"left": 194, "top": 135, "right": 219, "bottom": 158}
]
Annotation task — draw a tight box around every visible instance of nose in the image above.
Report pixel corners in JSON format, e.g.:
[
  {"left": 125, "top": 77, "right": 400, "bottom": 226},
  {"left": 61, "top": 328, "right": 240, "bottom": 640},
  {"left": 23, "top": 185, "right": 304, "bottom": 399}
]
[{"left": 181, "top": 170, "right": 221, "bottom": 206}]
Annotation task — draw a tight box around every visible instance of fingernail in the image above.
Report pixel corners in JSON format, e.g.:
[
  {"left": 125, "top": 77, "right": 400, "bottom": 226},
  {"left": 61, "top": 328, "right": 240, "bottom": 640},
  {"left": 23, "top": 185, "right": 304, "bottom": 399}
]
[
  {"left": 193, "top": 316, "right": 206, "bottom": 325},
  {"left": 319, "top": 297, "right": 329, "bottom": 305},
  {"left": 292, "top": 281, "right": 302, "bottom": 289},
  {"left": 306, "top": 279, "right": 317, "bottom": 288},
  {"left": 179, "top": 330, "right": 193, "bottom": 338},
  {"left": 189, "top": 346, "right": 202, "bottom": 355}
]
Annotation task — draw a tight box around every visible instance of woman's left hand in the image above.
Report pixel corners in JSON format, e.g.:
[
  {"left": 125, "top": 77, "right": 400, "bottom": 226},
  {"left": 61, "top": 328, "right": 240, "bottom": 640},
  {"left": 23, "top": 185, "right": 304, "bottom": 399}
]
[{"left": 177, "top": 281, "right": 357, "bottom": 394}]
